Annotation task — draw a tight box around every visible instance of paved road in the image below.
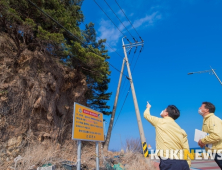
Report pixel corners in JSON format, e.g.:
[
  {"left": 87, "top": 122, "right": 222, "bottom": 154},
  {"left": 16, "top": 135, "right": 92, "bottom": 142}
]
[{"left": 153, "top": 159, "right": 220, "bottom": 170}]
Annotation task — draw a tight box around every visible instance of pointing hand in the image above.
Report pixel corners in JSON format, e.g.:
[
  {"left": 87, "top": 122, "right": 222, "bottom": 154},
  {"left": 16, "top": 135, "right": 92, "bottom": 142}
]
[{"left": 146, "top": 101, "right": 151, "bottom": 109}]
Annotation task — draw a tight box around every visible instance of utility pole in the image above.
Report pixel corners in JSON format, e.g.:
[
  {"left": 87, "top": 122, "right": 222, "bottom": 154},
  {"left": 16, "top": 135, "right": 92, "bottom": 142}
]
[
  {"left": 122, "top": 37, "right": 148, "bottom": 157},
  {"left": 104, "top": 37, "right": 148, "bottom": 158},
  {"left": 103, "top": 57, "right": 126, "bottom": 150}
]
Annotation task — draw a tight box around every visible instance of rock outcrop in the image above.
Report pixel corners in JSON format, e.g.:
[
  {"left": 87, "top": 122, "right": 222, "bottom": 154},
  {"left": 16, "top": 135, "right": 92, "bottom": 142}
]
[{"left": 0, "top": 33, "right": 88, "bottom": 164}]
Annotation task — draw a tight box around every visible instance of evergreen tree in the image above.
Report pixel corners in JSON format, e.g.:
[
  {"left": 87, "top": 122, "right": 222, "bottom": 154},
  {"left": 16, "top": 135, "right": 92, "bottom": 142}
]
[
  {"left": 0, "top": 0, "right": 111, "bottom": 114},
  {"left": 82, "top": 22, "right": 111, "bottom": 115}
]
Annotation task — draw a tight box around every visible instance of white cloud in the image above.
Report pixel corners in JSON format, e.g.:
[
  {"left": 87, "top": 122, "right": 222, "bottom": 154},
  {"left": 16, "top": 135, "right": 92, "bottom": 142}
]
[
  {"left": 133, "top": 12, "right": 162, "bottom": 28},
  {"left": 97, "top": 11, "right": 162, "bottom": 50},
  {"left": 117, "top": 9, "right": 125, "bottom": 18},
  {"left": 118, "top": 20, "right": 130, "bottom": 32},
  {"left": 129, "top": 13, "right": 134, "bottom": 17},
  {"left": 98, "top": 19, "right": 122, "bottom": 50}
]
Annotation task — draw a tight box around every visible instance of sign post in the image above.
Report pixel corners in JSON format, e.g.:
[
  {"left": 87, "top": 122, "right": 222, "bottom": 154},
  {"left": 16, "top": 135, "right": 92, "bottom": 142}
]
[
  {"left": 77, "top": 140, "right": 81, "bottom": 170},
  {"left": 96, "top": 142, "right": 99, "bottom": 170},
  {"left": 72, "top": 102, "right": 104, "bottom": 170}
]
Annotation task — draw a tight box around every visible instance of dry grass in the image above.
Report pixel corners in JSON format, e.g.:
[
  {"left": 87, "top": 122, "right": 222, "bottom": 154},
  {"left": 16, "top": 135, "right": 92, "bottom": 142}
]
[
  {"left": 3, "top": 140, "right": 77, "bottom": 170},
  {"left": 3, "top": 140, "right": 104, "bottom": 170},
  {"left": 19, "top": 143, "right": 62, "bottom": 169},
  {"left": 101, "top": 149, "right": 157, "bottom": 170},
  {"left": 119, "top": 137, "right": 157, "bottom": 170},
  {"left": 125, "top": 138, "right": 143, "bottom": 153},
  {"left": 122, "top": 150, "right": 157, "bottom": 170},
  {"left": 2, "top": 139, "right": 157, "bottom": 170},
  {"left": 100, "top": 137, "right": 157, "bottom": 170}
]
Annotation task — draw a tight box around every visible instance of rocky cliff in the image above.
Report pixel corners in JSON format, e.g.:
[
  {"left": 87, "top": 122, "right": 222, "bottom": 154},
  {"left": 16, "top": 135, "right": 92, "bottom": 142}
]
[{"left": 0, "top": 32, "right": 88, "bottom": 164}]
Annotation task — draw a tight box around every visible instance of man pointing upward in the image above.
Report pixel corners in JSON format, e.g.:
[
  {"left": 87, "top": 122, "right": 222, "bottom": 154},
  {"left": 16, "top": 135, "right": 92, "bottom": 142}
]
[{"left": 144, "top": 102, "right": 190, "bottom": 170}]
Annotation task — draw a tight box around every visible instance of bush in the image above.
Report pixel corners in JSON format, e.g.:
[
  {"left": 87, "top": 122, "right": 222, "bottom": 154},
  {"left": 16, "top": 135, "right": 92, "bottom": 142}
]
[{"left": 125, "top": 138, "right": 142, "bottom": 153}]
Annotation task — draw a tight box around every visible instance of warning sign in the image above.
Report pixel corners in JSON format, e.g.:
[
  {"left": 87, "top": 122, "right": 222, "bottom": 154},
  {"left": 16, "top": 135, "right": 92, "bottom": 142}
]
[{"left": 72, "top": 102, "right": 104, "bottom": 142}]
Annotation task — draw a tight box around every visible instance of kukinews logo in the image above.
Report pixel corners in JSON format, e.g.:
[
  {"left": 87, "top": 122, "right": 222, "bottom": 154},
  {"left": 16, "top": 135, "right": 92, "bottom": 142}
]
[{"left": 150, "top": 149, "right": 222, "bottom": 160}]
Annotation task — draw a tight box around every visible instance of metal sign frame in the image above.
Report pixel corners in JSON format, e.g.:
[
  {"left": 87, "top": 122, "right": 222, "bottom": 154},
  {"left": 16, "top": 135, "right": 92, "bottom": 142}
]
[{"left": 72, "top": 102, "right": 103, "bottom": 170}]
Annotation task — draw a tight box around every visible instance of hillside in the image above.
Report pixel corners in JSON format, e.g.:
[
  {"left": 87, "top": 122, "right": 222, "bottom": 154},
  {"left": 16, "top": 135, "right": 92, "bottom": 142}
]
[
  {"left": 0, "top": 32, "right": 156, "bottom": 170},
  {"left": 0, "top": 1, "right": 110, "bottom": 166},
  {"left": 0, "top": 31, "right": 88, "bottom": 163}
]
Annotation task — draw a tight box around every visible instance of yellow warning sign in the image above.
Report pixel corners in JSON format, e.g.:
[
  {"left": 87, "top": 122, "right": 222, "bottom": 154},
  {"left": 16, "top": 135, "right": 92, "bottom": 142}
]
[{"left": 72, "top": 102, "right": 104, "bottom": 142}]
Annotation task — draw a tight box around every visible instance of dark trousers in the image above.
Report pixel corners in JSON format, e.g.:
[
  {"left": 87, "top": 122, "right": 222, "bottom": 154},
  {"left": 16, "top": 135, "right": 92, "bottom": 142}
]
[
  {"left": 159, "top": 158, "right": 189, "bottom": 170},
  {"left": 214, "top": 153, "right": 222, "bottom": 169}
]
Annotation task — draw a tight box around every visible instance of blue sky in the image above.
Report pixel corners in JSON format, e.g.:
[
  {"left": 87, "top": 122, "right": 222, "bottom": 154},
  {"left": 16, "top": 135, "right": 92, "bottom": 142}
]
[{"left": 81, "top": 0, "right": 222, "bottom": 151}]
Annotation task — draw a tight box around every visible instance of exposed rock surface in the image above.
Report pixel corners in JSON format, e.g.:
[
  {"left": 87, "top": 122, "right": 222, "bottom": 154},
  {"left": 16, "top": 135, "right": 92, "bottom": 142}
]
[{"left": 0, "top": 33, "right": 88, "bottom": 164}]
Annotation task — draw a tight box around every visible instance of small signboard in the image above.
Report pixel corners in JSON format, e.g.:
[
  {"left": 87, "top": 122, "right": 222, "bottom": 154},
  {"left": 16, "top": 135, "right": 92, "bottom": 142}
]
[{"left": 72, "top": 102, "right": 104, "bottom": 142}]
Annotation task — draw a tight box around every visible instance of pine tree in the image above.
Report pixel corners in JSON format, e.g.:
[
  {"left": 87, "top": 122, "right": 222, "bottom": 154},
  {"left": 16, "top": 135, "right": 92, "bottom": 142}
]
[
  {"left": 82, "top": 22, "right": 112, "bottom": 114},
  {"left": 0, "top": 0, "right": 111, "bottom": 114}
]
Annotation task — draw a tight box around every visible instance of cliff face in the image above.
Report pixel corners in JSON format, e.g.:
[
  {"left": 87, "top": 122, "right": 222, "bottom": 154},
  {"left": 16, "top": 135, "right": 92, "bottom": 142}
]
[{"left": 0, "top": 33, "right": 88, "bottom": 163}]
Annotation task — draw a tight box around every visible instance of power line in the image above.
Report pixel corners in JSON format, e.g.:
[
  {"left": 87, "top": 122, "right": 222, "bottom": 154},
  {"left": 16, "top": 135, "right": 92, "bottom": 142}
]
[
  {"left": 61, "top": 1, "right": 124, "bottom": 67},
  {"left": 28, "top": 0, "right": 82, "bottom": 48},
  {"left": 115, "top": 0, "right": 143, "bottom": 41},
  {"left": 82, "top": 22, "right": 124, "bottom": 60},
  {"left": 93, "top": 0, "right": 131, "bottom": 43},
  {"left": 130, "top": 47, "right": 137, "bottom": 65},
  {"left": 113, "top": 86, "right": 130, "bottom": 128},
  {"left": 103, "top": 40, "right": 124, "bottom": 59},
  {"left": 128, "top": 48, "right": 132, "bottom": 55},
  {"left": 82, "top": 23, "right": 124, "bottom": 62},
  {"left": 27, "top": 0, "right": 129, "bottom": 78},
  {"left": 132, "top": 45, "right": 144, "bottom": 72},
  {"left": 58, "top": 54, "right": 102, "bottom": 75},
  {"left": 103, "top": 0, "right": 137, "bottom": 42},
  {"left": 61, "top": 1, "right": 124, "bottom": 60}
]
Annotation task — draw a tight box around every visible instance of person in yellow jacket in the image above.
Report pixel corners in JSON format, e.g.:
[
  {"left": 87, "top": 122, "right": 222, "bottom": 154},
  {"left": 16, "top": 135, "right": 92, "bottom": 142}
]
[
  {"left": 198, "top": 102, "right": 222, "bottom": 169},
  {"left": 144, "top": 102, "right": 191, "bottom": 170}
]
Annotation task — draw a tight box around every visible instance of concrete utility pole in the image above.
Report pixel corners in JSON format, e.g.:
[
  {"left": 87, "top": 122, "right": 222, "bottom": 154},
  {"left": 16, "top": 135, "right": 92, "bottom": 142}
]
[
  {"left": 104, "top": 37, "right": 148, "bottom": 157},
  {"left": 103, "top": 57, "right": 126, "bottom": 150},
  {"left": 122, "top": 37, "right": 148, "bottom": 157},
  {"left": 103, "top": 37, "right": 148, "bottom": 157},
  {"left": 188, "top": 67, "right": 222, "bottom": 86}
]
